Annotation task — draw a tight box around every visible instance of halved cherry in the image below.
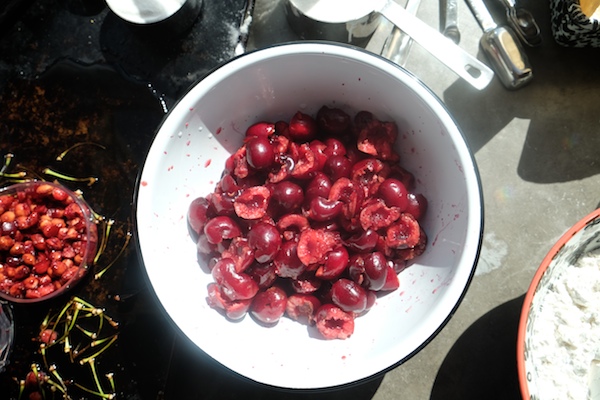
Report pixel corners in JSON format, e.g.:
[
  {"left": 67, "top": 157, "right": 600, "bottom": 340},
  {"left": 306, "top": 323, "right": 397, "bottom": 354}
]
[
  {"left": 315, "top": 246, "right": 349, "bottom": 280},
  {"left": 273, "top": 240, "right": 306, "bottom": 279},
  {"left": 309, "top": 139, "right": 328, "bottom": 172},
  {"left": 363, "top": 252, "right": 388, "bottom": 291},
  {"left": 226, "top": 145, "right": 250, "bottom": 179},
  {"left": 203, "top": 216, "right": 242, "bottom": 244},
  {"left": 356, "top": 118, "right": 399, "bottom": 161},
  {"left": 380, "top": 266, "right": 400, "bottom": 291},
  {"left": 246, "top": 136, "right": 275, "bottom": 170},
  {"left": 268, "top": 154, "right": 294, "bottom": 183},
  {"left": 330, "top": 278, "right": 368, "bottom": 313},
  {"left": 277, "top": 213, "right": 310, "bottom": 241},
  {"left": 316, "top": 106, "right": 351, "bottom": 135},
  {"left": 247, "top": 221, "right": 282, "bottom": 264},
  {"left": 359, "top": 198, "right": 401, "bottom": 231},
  {"left": 290, "top": 274, "right": 322, "bottom": 293},
  {"left": 271, "top": 133, "right": 290, "bottom": 154},
  {"left": 288, "top": 111, "right": 317, "bottom": 142},
  {"left": 246, "top": 262, "right": 278, "bottom": 289},
  {"left": 188, "top": 196, "right": 212, "bottom": 234},
  {"left": 211, "top": 258, "right": 259, "bottom": 301},
  {"left": 290, "top": 143, "right": 317, "bottom": 179},
  {"left": 206, "top": 282, "right": 252, "bottom": 320},
  {"left": 245, "top": 121, "right": 276, "bottom": 138},
  {"left": 208, "top": 192, "right": 236, "bottom": 216},
  {"left": 306, "top": 197, "right": 343, "bottom": 222},
  {"left": 296, "top": 228, "right": 340, "bottom": 266},
  {"left": 385, "top": 213, "right": 421, "bottom": 249},
  {"left": 315, "top": 303, "right": 355, "bottom": 340},
  {"left": 405, "top": 193, "right": 428, "bottom": 221},
  {"left": 221, "top": 237, "right": 254, "bottom": 273},
  {"left": 351, "top": 158, "right": 390, "bottom": 196},
  {"left": 234, "top": 186, "right": 271, "bottom": 220},
  {"left": 271, "top": 181, "right": 304, "bottom": 212},
  {"left": 286, "top": 293, "right": 321, "bottom": 324},
  {"left": 395, "top": 227, "right": 428, "bottom": 261},
  {"left": 328, "top": 177, "right": 364, "bottom": 219},
  {"left": 344, "top": 228, "right": 378, "bottom": 253},
  {"left": 378, "top": 178, "right": 409, "bottom": 211},
  {"left": 251, "top": 286, "right": 288, "bottom": 324}
]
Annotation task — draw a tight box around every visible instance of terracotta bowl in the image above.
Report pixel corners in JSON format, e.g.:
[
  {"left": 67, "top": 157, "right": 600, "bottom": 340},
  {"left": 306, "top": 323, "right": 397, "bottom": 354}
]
[{"left": 517, "top": 208, "right": 600, "bottom": 399}]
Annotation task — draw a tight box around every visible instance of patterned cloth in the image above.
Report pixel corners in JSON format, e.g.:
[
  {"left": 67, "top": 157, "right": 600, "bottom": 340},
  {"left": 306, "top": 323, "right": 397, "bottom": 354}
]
[{"left": 551, "top": 0, "right": 600, "bottom": 47}]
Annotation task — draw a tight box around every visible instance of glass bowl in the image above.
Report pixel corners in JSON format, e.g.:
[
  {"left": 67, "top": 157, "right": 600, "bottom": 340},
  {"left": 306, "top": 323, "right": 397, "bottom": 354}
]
[{"left": 0, "top": 181, "right": 98, "bottom": 303}]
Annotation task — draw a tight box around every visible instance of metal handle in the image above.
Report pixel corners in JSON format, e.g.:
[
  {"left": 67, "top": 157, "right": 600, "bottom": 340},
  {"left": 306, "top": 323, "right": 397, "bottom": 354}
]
[
  {"left": 382, "top": 0, "right": 422, "bottom": 65},
  {"left": 377, "top": 0, "right": 494, "bottom": 90},
  {"left": 465, "top": 0, "right": 497, "bottom": 32},
  {"left": 441, "top": 0, "right": 460, "bottom": 43}
]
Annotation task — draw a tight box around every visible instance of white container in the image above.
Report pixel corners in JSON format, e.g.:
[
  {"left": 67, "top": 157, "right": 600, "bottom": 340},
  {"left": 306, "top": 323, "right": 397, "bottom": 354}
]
[
  {"left": 135, "top": 42, "right": 483, "bottom": 390},
  {"left": 105, "top": 0, "right": 203, "bottom": 36}
]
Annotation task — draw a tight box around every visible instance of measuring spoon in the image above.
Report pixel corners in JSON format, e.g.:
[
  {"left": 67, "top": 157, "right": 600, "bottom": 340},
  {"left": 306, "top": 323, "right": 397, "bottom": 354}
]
[
  {"left": 499, "top": 0, "right": 542, "bottom": 47},
  {"left": 286, "top": 0, "right": 494, "bottom": 90}
]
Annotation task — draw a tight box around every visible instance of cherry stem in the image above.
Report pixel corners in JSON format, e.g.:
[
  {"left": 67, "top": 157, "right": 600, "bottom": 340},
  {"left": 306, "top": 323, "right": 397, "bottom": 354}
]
[
  {"left": 48, "top": 364, "right": 68, "bottom": 393},
  {"left": 94, "top": 219, "right": 114, "bottom": 265},
  {"left": 79, "top": 334, "right": 118, "bottom": 365},
  {"left": 95, "top": 228, "right": 131, "bottom": 280},
  {"left": 1, "top": 153, "right": 14, "bottom": 174},
  {"left": 56, "top": 142, "right": 106, "bottom": 162},
  {"left": 42, "top": 167, "right": 98, "bottom": 187},
  {"left": 106, "top": 372, "right": 115, "bottom": 393}
]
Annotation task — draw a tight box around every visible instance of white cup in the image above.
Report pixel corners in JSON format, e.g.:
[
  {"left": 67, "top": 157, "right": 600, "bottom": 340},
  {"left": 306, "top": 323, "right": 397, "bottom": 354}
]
[{"left": 105, "top": 0, "right": 203, "bottom": 36}]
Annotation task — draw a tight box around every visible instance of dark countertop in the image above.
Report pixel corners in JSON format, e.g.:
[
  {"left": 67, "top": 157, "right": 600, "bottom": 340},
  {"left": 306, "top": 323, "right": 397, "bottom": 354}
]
[{"left": 0, "top": 1, "right": 260, "bottom": 399}]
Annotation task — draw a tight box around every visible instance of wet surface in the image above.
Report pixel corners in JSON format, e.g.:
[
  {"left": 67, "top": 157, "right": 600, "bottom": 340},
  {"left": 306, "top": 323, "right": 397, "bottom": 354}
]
[{"left": 0, "top": 0, "right": 252, "bottom": 398}]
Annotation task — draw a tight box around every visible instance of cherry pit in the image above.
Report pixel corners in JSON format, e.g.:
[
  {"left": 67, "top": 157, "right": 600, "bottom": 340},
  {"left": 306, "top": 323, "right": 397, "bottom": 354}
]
[{"left": 189, "top": 106, "right": 428, "bottom": 339}]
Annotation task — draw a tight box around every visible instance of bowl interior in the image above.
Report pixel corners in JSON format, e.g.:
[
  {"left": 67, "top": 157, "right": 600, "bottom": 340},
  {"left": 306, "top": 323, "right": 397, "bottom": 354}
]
[{"left": 136, "top": 42, "right": 482, "bottom": 389}]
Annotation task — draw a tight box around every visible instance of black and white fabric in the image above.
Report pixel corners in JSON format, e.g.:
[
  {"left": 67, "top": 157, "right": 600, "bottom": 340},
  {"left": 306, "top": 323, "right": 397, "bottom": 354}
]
[{"left": 551, "top": 0, "right": 600, "bottom": 47}]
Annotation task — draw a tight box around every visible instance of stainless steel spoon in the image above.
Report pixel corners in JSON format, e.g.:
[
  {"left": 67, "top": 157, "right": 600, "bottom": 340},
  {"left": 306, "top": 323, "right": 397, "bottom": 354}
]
[
  {"left": 466, "top": 0, "right": 532, "bottom": 89},
  {"left": 499, "top": 0, "right": 542, "bottom": 47}
]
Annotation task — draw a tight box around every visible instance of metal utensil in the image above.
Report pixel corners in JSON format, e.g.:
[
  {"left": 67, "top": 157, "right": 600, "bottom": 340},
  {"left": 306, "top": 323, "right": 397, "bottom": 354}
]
[
  {"left": 365, "top": 0, "right": 421, "bottom": 66},
  {"left": 441, "top": 0, "right": 461, "bottom": 44},
  {"left": 499, "top": 0, "right": 542, "bottom": 47},
  {"left": 383, "top": 0, "right": 422, "bottom": 65},
  {"left": 286, "top": 0, "right": 494, "bottom": 90},
  {"left": 465, "top": 0, "right": 532, "bottom": 89}
]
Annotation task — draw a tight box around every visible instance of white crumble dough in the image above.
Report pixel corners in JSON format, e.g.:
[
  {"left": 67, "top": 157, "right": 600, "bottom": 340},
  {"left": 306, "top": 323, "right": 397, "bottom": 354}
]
[{"left": 529, "top": 249, "right": 600, "bottom": 400}]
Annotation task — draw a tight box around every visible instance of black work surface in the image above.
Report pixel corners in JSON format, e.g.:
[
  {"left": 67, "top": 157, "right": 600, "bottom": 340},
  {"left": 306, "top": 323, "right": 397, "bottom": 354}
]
[{"left": 0, "top": 1, "right": 257, "bottom": 398}]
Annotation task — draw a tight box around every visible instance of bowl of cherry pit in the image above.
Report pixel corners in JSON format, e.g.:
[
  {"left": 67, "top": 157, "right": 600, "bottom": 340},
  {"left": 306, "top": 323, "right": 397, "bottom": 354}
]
[
  {"left": 0, "top": 181, "right": 98, "bottom": 303},
  {"left": 518, "top": 208, "right": 600, "bottom": 399},
  {"left": 136, "top": 42, "right": 483, "bottom": 389}
]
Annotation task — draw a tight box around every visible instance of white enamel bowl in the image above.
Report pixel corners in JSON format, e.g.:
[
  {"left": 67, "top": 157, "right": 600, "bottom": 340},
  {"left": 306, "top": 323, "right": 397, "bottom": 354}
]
[{"left": 135, "top": 42, "right": 483, "bottom": 390}]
